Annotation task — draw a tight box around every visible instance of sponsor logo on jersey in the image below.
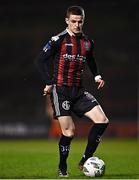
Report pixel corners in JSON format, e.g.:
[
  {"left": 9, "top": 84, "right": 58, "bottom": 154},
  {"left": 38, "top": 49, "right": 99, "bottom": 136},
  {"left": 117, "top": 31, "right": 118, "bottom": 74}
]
[{"left": 63, "top": 54, "right": 86, "bottom": 62}]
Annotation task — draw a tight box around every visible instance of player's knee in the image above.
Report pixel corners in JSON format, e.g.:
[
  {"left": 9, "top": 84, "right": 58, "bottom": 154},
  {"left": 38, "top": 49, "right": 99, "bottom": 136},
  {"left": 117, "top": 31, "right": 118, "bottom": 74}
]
[
  {"left": 92, "top": 114, "right": 109, "bottom": 124},
  {"left": 100, "top": 115, "right": 109, "bottom": 124},
  {"left": 64, "top": 131, "right": 75, "bottom": 137},
  {"left": 62, "top": 128, "right": 75, "bottom": 137}
]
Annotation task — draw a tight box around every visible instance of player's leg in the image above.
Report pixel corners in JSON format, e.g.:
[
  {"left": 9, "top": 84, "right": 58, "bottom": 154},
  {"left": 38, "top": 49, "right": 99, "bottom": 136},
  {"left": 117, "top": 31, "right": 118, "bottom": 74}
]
[
  {"left": 79, "top": 105, "right": 109, "bottom": 169},
  {"left": 58, "top": 116, "right": 75, "bottom": 177},
  {"left": 51, "top": 85, "right": 74, "bottom": 176}
]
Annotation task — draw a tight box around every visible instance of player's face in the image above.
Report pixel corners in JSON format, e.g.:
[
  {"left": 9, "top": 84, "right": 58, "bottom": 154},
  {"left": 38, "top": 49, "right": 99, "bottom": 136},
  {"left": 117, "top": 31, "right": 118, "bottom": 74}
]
[{"left": 66, "top": 14, "right": 84, "bottom": 34}]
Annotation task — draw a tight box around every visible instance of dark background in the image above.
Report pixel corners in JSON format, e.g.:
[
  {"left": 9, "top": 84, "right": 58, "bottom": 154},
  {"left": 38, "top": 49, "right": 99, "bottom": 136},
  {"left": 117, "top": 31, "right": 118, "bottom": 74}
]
[{"left": 0, "top": 0, "right": 138, "bottom": 138}]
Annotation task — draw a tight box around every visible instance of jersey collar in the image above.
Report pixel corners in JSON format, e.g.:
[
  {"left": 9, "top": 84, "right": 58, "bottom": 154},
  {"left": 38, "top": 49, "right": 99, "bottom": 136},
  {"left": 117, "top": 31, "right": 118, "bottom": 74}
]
[
  {"left": 66, "top": 28, "right": 83, "bottom": 37},
  {"left": 66, "top": 28, "right": 75, "bottom": 36}
]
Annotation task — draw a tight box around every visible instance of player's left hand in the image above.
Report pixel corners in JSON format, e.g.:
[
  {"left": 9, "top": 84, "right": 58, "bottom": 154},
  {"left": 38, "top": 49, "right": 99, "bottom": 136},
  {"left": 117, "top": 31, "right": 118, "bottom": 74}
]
[{"left": 96, "top": 79, "right": 105, "bottom": 89}]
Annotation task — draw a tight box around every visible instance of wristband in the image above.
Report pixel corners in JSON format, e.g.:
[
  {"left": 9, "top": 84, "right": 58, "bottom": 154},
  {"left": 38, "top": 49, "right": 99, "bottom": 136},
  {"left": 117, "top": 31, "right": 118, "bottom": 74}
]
[{"left": 95, "top": 75, "right": 102, "bottom": 82}]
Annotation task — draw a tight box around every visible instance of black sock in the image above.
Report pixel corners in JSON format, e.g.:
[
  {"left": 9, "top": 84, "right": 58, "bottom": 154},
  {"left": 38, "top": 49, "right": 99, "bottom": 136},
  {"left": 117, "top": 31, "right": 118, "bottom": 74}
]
[
  {"left": 59, "top": 134, "right": 73, "bottom": 170},
  {"left": 80, "top": 123, "right": 108, "bottom": 164}
]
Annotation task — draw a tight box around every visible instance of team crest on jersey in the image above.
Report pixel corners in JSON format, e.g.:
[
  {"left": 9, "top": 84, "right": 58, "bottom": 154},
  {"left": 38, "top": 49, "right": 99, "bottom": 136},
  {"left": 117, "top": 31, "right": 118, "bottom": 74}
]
[
  {"left": 62, "top": 101, "right": 70, "bottom": 110},
  {"left": 84, "top": 41, "right": 90, "bottom": 51}
]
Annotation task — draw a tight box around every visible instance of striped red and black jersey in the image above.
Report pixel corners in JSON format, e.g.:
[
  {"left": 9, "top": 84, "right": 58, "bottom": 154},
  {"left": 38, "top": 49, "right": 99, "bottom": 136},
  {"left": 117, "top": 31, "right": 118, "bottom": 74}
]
[{"left": 36, "top": 29, "right": 100, "bottom": 86}]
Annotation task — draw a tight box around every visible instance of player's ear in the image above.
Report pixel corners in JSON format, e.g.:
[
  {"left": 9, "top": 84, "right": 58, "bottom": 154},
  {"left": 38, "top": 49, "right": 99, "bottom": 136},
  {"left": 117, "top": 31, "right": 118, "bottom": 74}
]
[{"left": 65, "top": 18, "right": 69, "bottom": 25}]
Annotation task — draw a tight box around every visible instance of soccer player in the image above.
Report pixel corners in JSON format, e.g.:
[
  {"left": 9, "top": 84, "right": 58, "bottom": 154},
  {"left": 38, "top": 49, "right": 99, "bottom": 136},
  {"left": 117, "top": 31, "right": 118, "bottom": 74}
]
[{"left": 35, "top": 5, "right": 109, "bottom": 177}]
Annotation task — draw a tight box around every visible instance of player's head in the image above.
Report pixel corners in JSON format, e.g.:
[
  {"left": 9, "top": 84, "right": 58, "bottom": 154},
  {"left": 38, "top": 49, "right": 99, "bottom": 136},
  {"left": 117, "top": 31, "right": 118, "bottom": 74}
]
[
  {"left": 66, "top": 6, "right": 85, "bottom": 19},
  {"left": 65, "top": 6, "right": 85, "bottom": 35}
]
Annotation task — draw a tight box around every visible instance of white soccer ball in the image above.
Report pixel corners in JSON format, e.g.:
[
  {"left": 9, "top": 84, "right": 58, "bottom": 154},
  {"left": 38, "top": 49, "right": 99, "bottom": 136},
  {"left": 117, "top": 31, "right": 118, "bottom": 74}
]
[{"left": 83, "top": 157, "right": 105, "bottom": 177}]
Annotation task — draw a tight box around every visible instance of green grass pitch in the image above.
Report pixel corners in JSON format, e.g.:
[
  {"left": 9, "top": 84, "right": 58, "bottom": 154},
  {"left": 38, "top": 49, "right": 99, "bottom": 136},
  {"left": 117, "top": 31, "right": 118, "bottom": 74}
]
[{"left": 0, "top": 138, "right": 139, "bottom": 179}]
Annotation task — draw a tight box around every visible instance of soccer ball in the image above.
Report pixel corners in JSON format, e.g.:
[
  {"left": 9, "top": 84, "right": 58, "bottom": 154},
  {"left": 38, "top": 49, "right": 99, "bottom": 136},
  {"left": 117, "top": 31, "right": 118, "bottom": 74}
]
[{"left": 83, "top": 157, "right": 105, "bottom": 177}]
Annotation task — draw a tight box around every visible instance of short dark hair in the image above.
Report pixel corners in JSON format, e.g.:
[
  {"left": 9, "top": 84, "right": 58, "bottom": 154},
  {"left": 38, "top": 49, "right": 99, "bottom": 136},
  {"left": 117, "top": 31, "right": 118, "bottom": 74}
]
[{"left": 66, "top": 6, "right": 85, "bottom": 18}]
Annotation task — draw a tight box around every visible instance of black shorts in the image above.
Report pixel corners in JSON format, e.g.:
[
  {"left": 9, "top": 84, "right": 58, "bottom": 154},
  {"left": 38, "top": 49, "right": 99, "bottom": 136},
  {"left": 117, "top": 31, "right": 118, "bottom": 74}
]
[{"left": 50, "top": 85, "right": 99, "bottom": 118}]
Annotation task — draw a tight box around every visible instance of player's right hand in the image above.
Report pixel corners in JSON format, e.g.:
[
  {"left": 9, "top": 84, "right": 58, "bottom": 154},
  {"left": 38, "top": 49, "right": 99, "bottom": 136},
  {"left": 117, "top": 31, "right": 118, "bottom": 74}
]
[{"left": 43, "top": 85, "right": 52, "bottom": 96}]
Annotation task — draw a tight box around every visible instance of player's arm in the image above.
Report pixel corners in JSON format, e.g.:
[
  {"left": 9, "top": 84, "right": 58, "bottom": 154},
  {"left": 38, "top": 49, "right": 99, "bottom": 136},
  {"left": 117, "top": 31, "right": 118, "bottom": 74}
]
[
  {"left": 86, "top": 40, "right": 105, "bottom": 89},
  {"left": 35, "top": 37, "right": 58, "bottom": 85},
  {"left": 35, "top": 36, "right": 60, "bottom": 95}
]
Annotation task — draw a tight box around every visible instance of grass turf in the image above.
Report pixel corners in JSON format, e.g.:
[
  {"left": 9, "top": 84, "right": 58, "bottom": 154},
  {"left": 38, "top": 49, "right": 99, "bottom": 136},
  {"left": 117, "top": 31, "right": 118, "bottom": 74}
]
[{"left": 0, "top": 138, "right": 139, "bottom": 179}]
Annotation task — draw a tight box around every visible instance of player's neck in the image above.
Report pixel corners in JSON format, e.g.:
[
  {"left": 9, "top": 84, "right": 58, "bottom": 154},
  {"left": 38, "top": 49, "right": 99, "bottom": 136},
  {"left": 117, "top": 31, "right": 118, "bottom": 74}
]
[{"left": 66, "top": 28, "right": 82, "bottom": 37}]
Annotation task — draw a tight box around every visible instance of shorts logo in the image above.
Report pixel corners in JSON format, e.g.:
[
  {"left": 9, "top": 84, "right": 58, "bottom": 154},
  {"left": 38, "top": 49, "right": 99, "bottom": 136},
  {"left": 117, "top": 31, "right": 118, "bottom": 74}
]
[
  {"left": 62, "top": 101, "right": 70, "bottom": 110},
  {"left": 84, "top": 91, "right": 96, "bottom": 101}
]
